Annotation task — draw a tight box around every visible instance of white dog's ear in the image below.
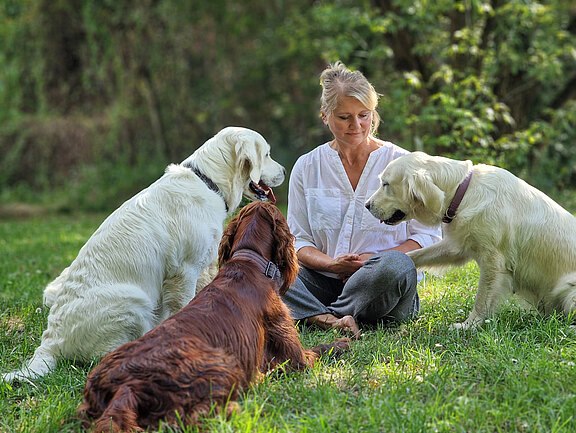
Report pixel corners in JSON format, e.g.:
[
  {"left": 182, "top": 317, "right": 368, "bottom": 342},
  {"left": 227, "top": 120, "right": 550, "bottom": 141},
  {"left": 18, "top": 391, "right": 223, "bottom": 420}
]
[
  {"left": 408, "top": 169, "right": 445, "bottom": 215},
  {"left": 235, "top": 136, "right": 262, "bottom": 183}
]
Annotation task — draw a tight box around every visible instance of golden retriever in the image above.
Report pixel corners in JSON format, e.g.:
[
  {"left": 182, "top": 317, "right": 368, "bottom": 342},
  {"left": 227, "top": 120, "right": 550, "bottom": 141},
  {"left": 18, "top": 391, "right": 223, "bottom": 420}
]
[
  {"left": 2, "top": 127, "right": 285, "bottom": 382},
  {"left": 365, "top": 151, "right": 576, "bottom": 330}
]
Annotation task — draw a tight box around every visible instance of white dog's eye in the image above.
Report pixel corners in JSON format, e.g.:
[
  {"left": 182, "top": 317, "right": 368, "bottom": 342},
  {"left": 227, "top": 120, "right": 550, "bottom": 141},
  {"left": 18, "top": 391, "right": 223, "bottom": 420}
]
[{"left": 382, "top": 182, "right": 389, "bottom": 187}]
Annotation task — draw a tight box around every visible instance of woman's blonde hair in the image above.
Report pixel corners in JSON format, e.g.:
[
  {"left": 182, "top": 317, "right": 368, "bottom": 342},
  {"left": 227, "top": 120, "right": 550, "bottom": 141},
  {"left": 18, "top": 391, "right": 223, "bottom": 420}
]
[{"left": 319, "top": 61, "right": 381, "bottom": 135}]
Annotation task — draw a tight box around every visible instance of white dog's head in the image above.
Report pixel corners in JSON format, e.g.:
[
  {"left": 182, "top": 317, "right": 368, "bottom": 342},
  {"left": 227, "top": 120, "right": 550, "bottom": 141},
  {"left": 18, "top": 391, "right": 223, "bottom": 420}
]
[
  {"left": 366, "top": 151, "right": 469, "bottom": 226},
  {"left": 182, "top": 127, "right": 285, "bottom": 212},
  {"left": 226, "top": 127, "right": 286, "bottom": 204}
]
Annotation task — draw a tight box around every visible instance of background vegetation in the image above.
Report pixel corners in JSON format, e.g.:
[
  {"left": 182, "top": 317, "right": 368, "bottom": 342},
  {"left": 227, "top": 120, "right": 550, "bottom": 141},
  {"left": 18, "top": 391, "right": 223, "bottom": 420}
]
[
  {"left": 2, "top": 2, "right": 576, "bottom": 430},
  {"left": 1, "top": 0, "right": 575, "bottom": 212}
]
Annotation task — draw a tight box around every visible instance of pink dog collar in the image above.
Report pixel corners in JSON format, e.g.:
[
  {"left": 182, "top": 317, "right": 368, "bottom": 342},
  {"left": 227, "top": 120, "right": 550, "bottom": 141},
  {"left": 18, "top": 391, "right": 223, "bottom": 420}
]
[{"left": 443, "top": 168, "right": 473, "bottom": 223}]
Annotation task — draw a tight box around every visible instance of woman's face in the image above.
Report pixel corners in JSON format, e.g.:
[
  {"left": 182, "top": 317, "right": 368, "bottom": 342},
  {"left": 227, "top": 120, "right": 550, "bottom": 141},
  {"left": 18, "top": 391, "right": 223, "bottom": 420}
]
[{"left": 324, "top": 96, "right": 373, "bottom": 147}]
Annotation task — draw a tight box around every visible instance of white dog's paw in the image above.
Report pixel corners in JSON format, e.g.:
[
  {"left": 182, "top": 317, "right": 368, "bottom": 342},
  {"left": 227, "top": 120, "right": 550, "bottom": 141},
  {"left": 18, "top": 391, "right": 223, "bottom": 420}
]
[
  {"left": 449, "top": 322, "right": 470, "bottom": 331},
  {"left": 449, "top": 318, "right": 482, "bottom": 331}
]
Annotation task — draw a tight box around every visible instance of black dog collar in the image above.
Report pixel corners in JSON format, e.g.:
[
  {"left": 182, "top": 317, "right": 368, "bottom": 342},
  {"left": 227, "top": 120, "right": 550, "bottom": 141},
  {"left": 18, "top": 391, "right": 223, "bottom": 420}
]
[{"left": 186, "top": 164, "right": 229, "bottom": 213}]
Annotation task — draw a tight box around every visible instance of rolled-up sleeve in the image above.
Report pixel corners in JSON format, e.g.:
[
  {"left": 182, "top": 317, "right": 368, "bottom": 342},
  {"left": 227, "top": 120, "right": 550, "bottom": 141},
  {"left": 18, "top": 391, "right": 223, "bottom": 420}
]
[
  {"left": 287, "top": 159, "right": 317, "bottom": 252},
  {"left": 406, "top": 219, "right": 442, "bottom": 249}
]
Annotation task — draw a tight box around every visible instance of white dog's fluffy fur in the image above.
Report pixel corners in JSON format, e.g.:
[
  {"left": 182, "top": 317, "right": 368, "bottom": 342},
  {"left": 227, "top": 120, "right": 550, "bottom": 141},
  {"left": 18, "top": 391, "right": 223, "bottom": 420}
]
[
  {"left": 366, "top": 151, "right": 576, "bottom": 330},
  {"left": 3, "top": 127, "right": 285, "bottom": 382}
]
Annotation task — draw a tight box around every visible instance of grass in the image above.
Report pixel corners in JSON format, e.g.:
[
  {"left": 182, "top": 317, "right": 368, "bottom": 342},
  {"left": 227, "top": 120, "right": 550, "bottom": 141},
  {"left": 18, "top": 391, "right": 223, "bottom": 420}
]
[{"left": 1, "top": 214, "right": 576, "bottom": 432}]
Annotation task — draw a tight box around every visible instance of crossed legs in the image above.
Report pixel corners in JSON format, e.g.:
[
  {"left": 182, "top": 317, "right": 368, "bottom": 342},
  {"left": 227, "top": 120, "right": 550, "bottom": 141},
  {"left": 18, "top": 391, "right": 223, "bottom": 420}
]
[{"left": 283, "top": 251, "right": 418, "bottom": 336}]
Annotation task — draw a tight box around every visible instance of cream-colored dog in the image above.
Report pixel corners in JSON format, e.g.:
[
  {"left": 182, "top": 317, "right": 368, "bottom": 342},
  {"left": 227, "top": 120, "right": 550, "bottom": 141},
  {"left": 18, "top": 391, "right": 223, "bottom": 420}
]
[
  {"left": 3, "top": 127, "right": 285, "bottom": 382},
  {"left": 366, "top": 151, "right": 576, "bottom": 330}
]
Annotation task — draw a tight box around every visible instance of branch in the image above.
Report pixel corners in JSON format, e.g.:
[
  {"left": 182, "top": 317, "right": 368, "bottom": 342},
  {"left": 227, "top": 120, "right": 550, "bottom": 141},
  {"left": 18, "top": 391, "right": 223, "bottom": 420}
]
[
  {"left": 550, "top": 72, "right": 576, "bottom": 110},
  {"left": 474, "top": 0, "right": 500, "bottom": 73},
  {"left": 370, "top": 0, "right": 432, "bottom": 82}
]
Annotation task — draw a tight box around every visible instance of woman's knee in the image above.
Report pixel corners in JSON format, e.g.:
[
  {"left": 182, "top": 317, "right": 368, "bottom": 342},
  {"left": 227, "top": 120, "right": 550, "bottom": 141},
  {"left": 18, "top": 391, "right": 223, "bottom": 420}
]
[{"left": 366, "top": 250, "right": 417, "bottom": 285}]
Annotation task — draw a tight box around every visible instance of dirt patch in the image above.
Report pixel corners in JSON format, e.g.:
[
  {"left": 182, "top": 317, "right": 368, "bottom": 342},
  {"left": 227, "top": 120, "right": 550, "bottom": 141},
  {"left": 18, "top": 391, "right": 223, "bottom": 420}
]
[
  {"left": 0, "top": 203, "right": 50, "bottom": 220},
  {"left": 2, "top": 315, "right": 26, "bottom": 334}
]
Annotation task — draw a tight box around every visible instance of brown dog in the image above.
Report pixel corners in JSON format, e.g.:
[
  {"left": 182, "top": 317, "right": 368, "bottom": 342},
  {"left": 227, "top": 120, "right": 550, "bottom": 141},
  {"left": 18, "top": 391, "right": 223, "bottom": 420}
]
[{"left": 78, "top": 201, "right": 349, "bottom": 432}]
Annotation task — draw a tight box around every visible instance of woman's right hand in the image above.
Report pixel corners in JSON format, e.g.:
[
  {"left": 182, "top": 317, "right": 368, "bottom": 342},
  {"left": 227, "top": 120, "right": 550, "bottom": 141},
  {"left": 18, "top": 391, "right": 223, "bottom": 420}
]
[
  {"left": 297, "top": 247, "right": 364, "bottom": 280},
  {"left": 329, "top": 254, "right": 364, "bottom": 279}
]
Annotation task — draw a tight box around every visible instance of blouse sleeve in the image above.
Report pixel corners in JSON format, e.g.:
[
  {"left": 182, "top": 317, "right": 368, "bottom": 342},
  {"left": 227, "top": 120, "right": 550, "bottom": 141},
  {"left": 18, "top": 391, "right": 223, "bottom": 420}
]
[
  {"left": 406, "top": 219, "right": 442, "bottom": 248},
  {"left": 286, "top": 158, "right": 317, "bottom": 252}
]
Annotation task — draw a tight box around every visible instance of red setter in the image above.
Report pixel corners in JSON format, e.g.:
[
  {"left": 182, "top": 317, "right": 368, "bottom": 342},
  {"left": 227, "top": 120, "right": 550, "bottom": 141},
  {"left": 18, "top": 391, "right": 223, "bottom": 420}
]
[{"left": 78, "top": 201, "right": 349, "bottom": 432}]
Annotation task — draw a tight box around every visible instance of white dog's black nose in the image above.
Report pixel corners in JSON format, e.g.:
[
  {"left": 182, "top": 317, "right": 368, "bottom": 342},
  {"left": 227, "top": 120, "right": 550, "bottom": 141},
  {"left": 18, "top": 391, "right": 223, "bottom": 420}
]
[{"left": 365, "top": 202, "right": 371, "bottom": 211}]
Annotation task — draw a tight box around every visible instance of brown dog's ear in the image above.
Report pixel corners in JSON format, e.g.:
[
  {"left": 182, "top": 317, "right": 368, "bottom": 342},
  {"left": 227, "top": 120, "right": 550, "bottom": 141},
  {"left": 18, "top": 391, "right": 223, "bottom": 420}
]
[
  {"left": 268, "top": 209, "right": 299, "bottom": 295},
  {"left": 218, "top": 217, "right": 239, "bottom": 267},
  {"left": 408, "top": 169, "right": 445, "bottom": 216}
]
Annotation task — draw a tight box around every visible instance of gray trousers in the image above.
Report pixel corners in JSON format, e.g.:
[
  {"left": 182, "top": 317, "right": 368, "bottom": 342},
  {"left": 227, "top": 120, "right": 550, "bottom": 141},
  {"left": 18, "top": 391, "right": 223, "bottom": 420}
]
[{"left": 282, "top": 251, "right": 419, "bottom": 325}]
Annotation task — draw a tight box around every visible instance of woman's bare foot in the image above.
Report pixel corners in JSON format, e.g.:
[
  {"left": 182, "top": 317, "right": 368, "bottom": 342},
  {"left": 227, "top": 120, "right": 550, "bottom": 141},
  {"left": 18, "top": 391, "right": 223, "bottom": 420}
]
[{"left": 307, "top": 314, "right": 361, "bottom": 338}]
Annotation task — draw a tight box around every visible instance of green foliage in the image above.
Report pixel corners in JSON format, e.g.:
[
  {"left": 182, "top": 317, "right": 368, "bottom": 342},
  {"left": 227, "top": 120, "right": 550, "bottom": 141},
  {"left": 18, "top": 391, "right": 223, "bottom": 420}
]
[
  {"left": 0, "top": 0, "right": 575, "bottom": 210},
  {"left": 501, "top": 100, "right": 576, "bottom": 189}
]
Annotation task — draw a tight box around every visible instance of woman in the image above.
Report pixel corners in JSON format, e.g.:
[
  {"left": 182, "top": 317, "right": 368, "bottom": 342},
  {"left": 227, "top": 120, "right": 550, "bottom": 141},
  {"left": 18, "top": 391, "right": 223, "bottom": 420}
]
[{"left": 283, "top": 61, "right": 441, "bottom": 336}]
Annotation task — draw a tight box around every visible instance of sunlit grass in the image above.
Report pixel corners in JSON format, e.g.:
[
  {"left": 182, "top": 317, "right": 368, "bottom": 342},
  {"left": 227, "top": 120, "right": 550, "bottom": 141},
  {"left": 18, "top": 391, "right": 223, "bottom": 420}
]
[{"left": 1, "top": 214, "right": 576, "bottom": 432}]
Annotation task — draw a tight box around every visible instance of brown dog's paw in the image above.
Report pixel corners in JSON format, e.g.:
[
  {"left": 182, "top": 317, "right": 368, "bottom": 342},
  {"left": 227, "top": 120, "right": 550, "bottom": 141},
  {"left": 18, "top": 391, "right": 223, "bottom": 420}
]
[
  {"left": 331, "top": 337, "right": 350, "bottom": 354},
  {"left": 224, "top": 401, "right": 241, "bottom": 419},
  {"left": 310, "top": 337, "right": 351, "bottom": 359}
]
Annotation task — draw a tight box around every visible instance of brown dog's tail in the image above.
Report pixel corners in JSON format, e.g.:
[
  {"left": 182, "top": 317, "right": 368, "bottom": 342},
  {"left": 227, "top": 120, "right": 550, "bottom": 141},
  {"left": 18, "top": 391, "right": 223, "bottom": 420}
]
[{"left": 80, "top": 385, "right": 142, "bottom": 433}]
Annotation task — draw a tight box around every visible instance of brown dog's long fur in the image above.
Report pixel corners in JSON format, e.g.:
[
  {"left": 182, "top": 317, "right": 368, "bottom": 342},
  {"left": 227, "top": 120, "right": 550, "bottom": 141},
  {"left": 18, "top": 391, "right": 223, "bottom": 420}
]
[{"left": 78, "top": 201, "right": 349, "bottom": 432}]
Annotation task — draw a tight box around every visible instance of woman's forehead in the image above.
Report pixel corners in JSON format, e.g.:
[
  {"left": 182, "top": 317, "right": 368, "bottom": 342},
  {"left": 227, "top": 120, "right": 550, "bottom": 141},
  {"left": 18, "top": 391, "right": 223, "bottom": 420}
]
[{"left": 334, "top": 96, "right": 370, "bottom": 113}]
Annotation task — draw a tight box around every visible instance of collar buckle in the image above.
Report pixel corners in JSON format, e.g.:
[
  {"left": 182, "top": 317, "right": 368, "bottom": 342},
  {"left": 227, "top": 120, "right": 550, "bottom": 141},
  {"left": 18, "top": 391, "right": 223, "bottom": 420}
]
[{"left": 265, "top": 262, "right": 279, "bottom": 279}]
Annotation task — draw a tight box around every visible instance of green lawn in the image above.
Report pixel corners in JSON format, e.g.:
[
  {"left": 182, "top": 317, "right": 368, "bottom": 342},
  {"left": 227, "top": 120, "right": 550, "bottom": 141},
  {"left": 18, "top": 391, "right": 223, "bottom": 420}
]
[{"left": 1, "top": 214, "right": 575, "bottom": 432}]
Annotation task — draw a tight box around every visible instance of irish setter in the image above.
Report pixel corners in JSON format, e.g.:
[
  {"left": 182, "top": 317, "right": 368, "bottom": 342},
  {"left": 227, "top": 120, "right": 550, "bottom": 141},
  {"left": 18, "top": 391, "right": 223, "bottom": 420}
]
[{"left": 78, "top": 201, "right": 349, "bottom": 432}]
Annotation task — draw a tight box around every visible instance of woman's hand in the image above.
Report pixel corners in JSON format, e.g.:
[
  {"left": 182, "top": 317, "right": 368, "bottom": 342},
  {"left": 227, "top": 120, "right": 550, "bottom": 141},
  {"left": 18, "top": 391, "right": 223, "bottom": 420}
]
[
  {"left": 330, "top": 254, "right": 364, "bottom": 280},
  {"left": 297, "top": 247, "right": 364, "bottom": 278}
]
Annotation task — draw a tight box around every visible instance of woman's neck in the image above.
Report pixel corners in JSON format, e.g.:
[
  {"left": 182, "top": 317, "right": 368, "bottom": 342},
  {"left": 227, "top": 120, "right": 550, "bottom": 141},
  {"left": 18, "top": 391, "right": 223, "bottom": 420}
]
[
  {"left": 330, "top": 137, "right": 380, "bottom": 166},
  {"left": 330, "top": 137, "right": 381, "bottom": 190}
]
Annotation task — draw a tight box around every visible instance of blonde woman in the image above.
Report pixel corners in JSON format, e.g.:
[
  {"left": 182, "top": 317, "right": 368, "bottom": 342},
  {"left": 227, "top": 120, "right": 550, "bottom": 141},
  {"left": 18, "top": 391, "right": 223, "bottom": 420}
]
[{"left": 283, "top": 62, "right": 441, "bottom": 336}]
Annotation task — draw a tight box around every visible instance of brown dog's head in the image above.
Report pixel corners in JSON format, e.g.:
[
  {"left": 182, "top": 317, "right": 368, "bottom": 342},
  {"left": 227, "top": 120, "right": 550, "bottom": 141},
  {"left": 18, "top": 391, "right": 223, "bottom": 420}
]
[{"left": 218, "top": 202, "right": 299, "bottom": 294}]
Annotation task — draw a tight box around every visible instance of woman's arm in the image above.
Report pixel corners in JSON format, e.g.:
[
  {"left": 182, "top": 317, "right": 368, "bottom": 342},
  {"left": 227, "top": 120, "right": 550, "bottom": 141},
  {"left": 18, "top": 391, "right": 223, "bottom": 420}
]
[
  {"left": 357, "top": 239, "right": 422, "bottom": 262},
  {"left": 297, "top": 246, "right": 364, "bottom": 278}
]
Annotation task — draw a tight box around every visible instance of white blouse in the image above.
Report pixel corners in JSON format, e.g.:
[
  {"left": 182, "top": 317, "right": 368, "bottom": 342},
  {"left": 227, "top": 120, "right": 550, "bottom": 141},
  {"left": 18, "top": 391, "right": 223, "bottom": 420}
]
[{"left": 287, "top": 141, "right": 442, "bottom": 277}]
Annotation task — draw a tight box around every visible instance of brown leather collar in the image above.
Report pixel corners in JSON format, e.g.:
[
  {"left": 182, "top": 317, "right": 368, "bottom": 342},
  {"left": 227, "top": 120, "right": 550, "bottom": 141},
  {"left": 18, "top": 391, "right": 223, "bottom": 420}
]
[
  {"left": 231, "top": 249, "right": 281, "bottom": 285},
  {"left": 443, "top": 168, "right": 473, "bottom": 223}
]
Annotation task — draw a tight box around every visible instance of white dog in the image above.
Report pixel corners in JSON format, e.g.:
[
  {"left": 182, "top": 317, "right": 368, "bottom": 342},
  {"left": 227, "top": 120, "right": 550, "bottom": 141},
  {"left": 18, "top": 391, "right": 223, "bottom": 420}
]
[
  {"left": 366, "top": 151, "right": 576, "bottom": 330},
  {"left": 3, "top": 127, "right": 285, "bottom": 382}
]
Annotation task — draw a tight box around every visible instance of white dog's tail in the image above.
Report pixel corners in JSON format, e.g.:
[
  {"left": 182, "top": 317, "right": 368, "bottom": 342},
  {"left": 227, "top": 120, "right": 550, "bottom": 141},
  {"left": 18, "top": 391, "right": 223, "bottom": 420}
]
[
  {"left": 1, "top": 346, "right": 57, "bottom": 383},
  {"left": 43, "top": 266, "right": 70, "bottom": 307}
]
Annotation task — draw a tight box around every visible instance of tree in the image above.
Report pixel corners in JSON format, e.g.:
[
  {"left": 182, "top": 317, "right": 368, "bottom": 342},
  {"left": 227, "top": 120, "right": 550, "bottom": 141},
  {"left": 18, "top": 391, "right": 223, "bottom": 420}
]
[
  {"left": 0, "top": 0, "right": 574, "bottom": 209},
  {"left": 364, "top": 0, "right": 576, "bottom": 187}
]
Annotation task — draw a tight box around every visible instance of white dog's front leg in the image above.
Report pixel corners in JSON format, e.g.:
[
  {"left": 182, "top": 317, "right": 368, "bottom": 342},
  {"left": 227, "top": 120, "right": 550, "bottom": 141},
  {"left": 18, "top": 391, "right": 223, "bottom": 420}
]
[
  {"left": 407, "top": 240, "right": 471, "bottom": 269},
  {"left": 453, "top": 259, "right": 514, "bottom": 331},
  {"left": 160, "top": 268, "right": 200, "bottom": 321}
]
